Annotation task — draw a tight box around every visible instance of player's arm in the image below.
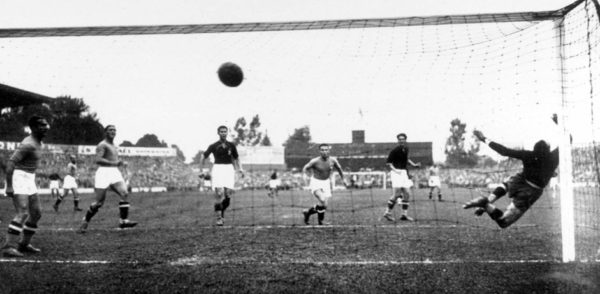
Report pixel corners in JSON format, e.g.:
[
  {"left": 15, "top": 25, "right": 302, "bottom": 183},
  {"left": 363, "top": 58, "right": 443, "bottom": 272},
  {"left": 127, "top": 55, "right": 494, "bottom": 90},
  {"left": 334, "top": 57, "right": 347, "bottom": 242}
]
[
  {"left": 302, "top": 159, "right": 315, "bottom": 178},
  {"left": 332, "top": 157, "right": 348, "bottom": 186},
  {"left": 199, "top": 146, "right": 213, "bottom": 175},
  {"left": 4, "top": 160, "right": 15, "bottom": 197},
  {"left": 473, "top": 129, "right": 524, "bottom": 159},
  {"left": 231, "top": 144, "right": 245, "bottom": 175},
  {"left": 408, "top": 159, "right": 421, "bottom": 168}
]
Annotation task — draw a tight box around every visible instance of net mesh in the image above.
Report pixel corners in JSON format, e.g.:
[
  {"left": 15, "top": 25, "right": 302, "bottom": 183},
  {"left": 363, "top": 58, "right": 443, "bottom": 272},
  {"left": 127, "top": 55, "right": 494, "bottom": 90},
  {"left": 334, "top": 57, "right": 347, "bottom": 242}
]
[{"left": 0, "top": 0, "right": 599, "bottom": 263}]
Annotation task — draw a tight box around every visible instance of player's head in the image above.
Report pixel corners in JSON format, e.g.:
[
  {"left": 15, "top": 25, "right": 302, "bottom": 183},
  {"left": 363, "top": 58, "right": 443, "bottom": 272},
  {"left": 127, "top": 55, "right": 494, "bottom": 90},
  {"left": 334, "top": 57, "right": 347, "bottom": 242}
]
[
  {"left": 104, "top": 125, "right": 117, "bottom": 139},
  {"left": 396, "top": 133, "right": 407, "bottom": 145},
  {"left": 318, "top": 143, "right": 331, "bottom": 158},
  {"left": 533, "top": 140, "right": 550, "bottom": 156},
  {"left": 69, "top": 154, "right": 77, "bottom": 163},
  {"left": 28, "top": 115, "right": 50, "bottom": 138},
  {"left": 217, "top": 125, "right": 228, "bottom": 140}
]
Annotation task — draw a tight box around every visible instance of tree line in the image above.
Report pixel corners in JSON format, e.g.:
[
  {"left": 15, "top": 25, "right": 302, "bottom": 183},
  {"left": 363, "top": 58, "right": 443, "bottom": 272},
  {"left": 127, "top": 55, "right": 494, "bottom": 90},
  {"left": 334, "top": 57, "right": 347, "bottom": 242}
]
[{"left": 1, "top": 96, "right": 494, "bottom": 167}]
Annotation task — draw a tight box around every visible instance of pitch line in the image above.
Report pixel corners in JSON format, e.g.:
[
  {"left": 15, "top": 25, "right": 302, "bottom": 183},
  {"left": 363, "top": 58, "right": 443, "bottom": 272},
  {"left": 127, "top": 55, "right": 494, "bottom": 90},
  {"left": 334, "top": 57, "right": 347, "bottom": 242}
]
[
  {"left": 0, "top": 258, "right": 137, "bottom": 265},
  {"left": 2, "top": 257, "right": 597, "bottom": 266},
  {"left": 170, "top": 257, "right": 600, "bottom": 266}
]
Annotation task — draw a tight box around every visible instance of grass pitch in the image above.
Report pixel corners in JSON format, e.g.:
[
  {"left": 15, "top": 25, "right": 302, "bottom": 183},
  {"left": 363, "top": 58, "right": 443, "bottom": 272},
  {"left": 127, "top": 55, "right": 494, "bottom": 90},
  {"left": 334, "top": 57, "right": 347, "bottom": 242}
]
[{"left": 1, "top": 187, "right": 599, "bottom": 293}]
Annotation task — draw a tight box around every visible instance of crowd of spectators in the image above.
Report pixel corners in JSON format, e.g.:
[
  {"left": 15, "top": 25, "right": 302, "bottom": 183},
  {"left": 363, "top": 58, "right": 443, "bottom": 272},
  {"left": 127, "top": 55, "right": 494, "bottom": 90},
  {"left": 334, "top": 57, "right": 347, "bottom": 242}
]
[{"left": 1, "top": 145, "right": 599, "bottom": 191}]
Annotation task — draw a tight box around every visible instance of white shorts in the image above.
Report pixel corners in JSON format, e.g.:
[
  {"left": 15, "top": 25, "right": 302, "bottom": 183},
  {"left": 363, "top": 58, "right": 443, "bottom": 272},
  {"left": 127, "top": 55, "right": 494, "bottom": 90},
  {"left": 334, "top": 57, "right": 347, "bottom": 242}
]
[
  {"left": 63, "top": 175, "right": 78, "bottom": 189},
  {"left": 13, "top": 170, "right": 38, "bottom": 195},
  {"left": 211, "top": 164, "right": 235, "bottom": 189},
  {"left": 269, "top": 179, "right": 281, "bottom": 189},
  {"left": 49, "top": 180, "right": 60, "bottom": 190},
  {"left": 390, "top": 169, "right": 413, "bottom": 188},
  {"left": 94, "top": 167, "right": 125, "bottom": 189},
  {"left": 309, "top": 177, "right": 332, "bottom": 198},
  {"left": 428, "top": 176, "right": 441, "bottom": 187}
]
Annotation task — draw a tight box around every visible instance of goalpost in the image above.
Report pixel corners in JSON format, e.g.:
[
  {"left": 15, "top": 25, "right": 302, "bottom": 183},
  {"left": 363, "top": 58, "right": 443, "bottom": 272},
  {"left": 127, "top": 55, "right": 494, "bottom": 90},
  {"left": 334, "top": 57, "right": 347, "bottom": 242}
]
[{"left": 1, "top": 0, "right": 599, "bottom": 263}]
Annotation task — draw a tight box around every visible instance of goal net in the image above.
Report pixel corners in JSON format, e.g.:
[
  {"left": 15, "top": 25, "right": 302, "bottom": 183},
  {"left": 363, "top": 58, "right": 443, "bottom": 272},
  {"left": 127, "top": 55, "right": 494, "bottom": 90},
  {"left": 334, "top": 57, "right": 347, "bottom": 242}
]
[{"left": 1, "top": 0, "right": 599, "bottom": 264}]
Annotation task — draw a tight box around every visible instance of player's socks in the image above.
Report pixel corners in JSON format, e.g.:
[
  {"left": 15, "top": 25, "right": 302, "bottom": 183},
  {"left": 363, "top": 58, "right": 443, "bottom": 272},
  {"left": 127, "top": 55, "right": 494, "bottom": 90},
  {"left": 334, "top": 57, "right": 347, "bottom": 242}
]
[
  {"left": 307, "top": 206, "right": 318, "bottom": 216},
  {"left": 4, "top": 221, "right": 23, "bottom": 249},
  {"left": 221, "top": 197, "right": 230, "bottom": 218},
  {"left": 119, "top": 201, "right": 130, "bottom": 220},
  {"left": 316, "top": 205, "right": 326, "bottom": 225},
  {"left": 84, "top": 204, "right": 100, "bottom": 222},
  {"left": 53, "top": 196, "right": 63, "bottom": 211},
  {"left": 401, "top": 200, "right": 409, "bottom": 211},
  {"left": 19, "top": 222, "right": 37, "bottom": 248}
]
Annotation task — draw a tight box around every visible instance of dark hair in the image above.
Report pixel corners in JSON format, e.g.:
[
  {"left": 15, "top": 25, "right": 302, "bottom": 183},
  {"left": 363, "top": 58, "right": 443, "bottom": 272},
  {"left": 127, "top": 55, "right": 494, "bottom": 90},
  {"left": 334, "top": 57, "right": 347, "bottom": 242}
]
[
  {"left": 396, "top": 133, "right": 407, "bottom": 140},
  {"left": 217, "top": 125, "right": 228, "bottom": 132},
  {"left": 28, "top": 115, "right": 46, "bottom": 128},
  {"left": 533, "top": 140, "right": 550, "bottom": 155},
  {"left": 318, "top": 143, "right": 330, "bottom": 149},
  {"left": 104, "top": 125, "right": 116, "bottom": 132}
]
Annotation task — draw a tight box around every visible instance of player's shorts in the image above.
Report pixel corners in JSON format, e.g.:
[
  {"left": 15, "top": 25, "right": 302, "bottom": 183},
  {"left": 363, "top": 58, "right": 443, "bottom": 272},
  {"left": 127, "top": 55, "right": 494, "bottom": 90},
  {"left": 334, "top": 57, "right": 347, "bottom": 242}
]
[
  {"left": 428, "top": 176, "right": 441, "bottom": 187},
  {"left": 211, "top": 164, "right": 235, "bottom": 189},
  {"left": 94, "top": 167, "right": 125, "bottom": 189},
  {"left": 12, "top": 169, "right": 37, "bottom": 195},
  {"left": 49, "top": 180, "right": 60, "bottom": 190},
  {"left": 269, "top": 179, "right": 281, "bottom": 189},
  {"left": 309, "top": 177, "right": 332, "bottom": 199},
  {"left": 390, "top": 169, "right": 413, "bottom": 188},
  {"left": 63, "top": 175, "right": 78, "bottom": 189},
  {"left": 506, "top": 173, "right": 544, "bottom": 211}
]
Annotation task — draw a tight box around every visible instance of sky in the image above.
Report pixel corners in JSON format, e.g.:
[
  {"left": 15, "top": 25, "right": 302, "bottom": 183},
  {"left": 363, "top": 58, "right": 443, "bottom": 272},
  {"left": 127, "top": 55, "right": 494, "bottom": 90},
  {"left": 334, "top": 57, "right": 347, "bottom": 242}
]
[{"left": 0, "top": 0, "right": 586, "bottom": 163}]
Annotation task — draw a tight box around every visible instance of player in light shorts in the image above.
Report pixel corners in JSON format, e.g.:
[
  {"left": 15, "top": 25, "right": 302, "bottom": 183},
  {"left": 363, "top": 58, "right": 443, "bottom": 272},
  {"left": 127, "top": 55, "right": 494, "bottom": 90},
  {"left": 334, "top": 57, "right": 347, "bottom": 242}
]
[
  {"left": 53, "top": 155, "right": 82, "bottom": 212},
  {"left": 383, "top": 133, "right": 421, "bottom": 222},
  {"left": 48, "top": 172, "right": 61, "bottom": 200},
  {"left": 199, "top": 125, "right": 245, "bottom": 226},
  {"left": 78, "top": 125, "right": 137, "bottom": 234},
  {"left": 2, "top": 116, "right": 50, "bottom": 257},
  {"left": 309, "top": 177, "right": 332, "bottom": 199},
  {"left": 267, "top": 170, "right": 280, "bottom": 197},
  {"left": 427, "top": 164, "right": 443, "bottom": 201},
  {"left": 301, "top": 143, "right": 348, "bottom": 225}
]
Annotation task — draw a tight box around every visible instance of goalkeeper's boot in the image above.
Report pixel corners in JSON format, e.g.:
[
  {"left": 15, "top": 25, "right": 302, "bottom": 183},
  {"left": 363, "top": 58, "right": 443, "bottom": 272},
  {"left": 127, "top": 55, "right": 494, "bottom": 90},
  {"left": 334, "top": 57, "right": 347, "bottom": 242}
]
[
  {"left": 399, "top": 215, "right": 415, "bottom": 222},
  {"left": 474, "top": 207, "right": 486, "bottom": 216},
  {"left": 302, "top": 211, "right": 310, "bottom": 225},
  {"left": 382, "top": 212, "right": 395, "bottom": 222},
  {"left": 463, "top": 196, "right": 489, "bottom": 209},
  {"left": 216, "top": 218, "right": 224, "bottom": 226},
  {"left": 119, "top": 219, "right": 138, "bottom": 229}
]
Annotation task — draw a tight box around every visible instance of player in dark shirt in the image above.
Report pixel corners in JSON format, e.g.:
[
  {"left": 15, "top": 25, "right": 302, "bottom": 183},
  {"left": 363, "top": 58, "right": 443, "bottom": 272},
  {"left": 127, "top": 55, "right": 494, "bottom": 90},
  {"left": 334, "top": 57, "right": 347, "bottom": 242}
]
[
  {"left": 383, "top": 133, "right": 421, "bottom": 222},
  {"left": 464, "top": 115, "right": 561, "bottom": 228},
  {"left": 199, "top": 125, "right": 244, "bottom": 226}
]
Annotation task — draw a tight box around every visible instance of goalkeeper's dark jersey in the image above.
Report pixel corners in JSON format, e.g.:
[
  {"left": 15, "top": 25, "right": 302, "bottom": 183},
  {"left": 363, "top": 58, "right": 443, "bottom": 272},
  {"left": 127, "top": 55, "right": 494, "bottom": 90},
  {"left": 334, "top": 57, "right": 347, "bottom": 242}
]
[{"left": 489, "top": 141, "right": 559, "bottom": 188}]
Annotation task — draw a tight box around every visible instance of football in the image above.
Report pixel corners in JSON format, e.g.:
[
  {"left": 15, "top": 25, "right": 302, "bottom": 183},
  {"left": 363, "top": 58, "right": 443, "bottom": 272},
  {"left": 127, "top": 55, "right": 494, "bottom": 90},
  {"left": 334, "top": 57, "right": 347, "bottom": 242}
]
[{"left": 217, "top": 62, "right": 244, "bottom": 87}]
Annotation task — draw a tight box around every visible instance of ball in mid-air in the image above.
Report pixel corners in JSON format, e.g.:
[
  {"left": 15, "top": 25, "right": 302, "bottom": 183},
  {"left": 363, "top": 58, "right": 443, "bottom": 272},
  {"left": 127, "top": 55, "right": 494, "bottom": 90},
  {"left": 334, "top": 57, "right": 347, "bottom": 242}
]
[{"left": 218, "top": 62, "right": 244, "bottom": 87}]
